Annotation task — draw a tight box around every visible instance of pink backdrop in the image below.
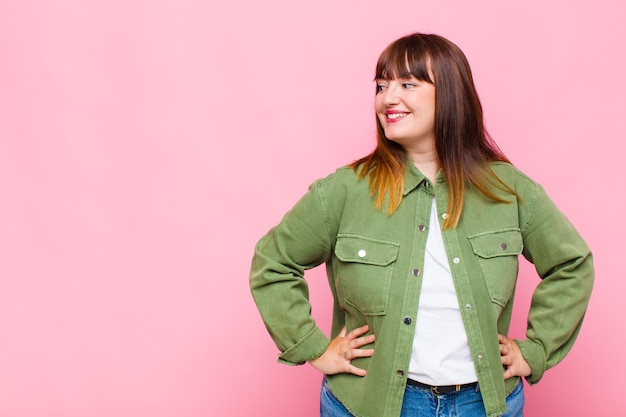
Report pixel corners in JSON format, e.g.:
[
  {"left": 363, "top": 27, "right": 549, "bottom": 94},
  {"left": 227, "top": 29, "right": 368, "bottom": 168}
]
[{"left": 1, "top": 1, "right": 623, "bottom": 416}]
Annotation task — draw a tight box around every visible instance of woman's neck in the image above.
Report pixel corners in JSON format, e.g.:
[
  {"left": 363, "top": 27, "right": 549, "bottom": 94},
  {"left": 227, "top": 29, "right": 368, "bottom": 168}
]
[{"left": 407, "top": 149, "right": 439, "bottom": 183}]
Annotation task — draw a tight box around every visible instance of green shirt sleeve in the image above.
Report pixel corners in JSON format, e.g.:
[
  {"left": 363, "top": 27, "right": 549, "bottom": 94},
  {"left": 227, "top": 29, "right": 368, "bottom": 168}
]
[
  {"left": 249, "top": 179, "right": 335, "bottom": 365},
  {"left": 517, "top": 180, "right": 594, "bottom": 384}
]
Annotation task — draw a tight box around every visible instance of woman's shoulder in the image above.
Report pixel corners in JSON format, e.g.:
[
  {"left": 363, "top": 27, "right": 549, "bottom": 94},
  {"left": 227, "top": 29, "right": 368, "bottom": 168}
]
[
  {"left": 313, "top": 164, "right": 365, "bottom": 189},
  {"left": 489, "top": 161, "right": 541, "bottom": 189},
  {"left": 305, "top": 165, "right": 372, "bottom": 215}
]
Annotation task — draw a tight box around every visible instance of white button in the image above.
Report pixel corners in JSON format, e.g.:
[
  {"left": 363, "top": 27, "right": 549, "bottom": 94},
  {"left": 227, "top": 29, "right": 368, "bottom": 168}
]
[
  {"left": 358, "top": 249, "right": 367, "bottom": 258},
  {"left": 453, "top": 257, "right": 460, "bottom": 264},
  {"left": 442, "top": 213, "right": 448, "bottom": 219},
  {"left": 465, "top": 304, "right": 471, "bottom": 310},
  {"left": 477, "top": 354, "right": 484, "bottom": 361}
]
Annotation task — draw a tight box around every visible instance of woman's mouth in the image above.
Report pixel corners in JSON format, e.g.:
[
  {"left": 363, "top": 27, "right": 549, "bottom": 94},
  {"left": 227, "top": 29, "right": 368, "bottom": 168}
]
[{"left": 386, "top": 112, "right": 408, "bottom": 122}]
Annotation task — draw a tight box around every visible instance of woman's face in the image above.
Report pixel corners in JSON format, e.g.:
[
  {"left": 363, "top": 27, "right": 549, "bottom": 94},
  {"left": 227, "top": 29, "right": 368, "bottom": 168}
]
[{"left": 374, "top": 76, "right": 436, "bottom": 151}]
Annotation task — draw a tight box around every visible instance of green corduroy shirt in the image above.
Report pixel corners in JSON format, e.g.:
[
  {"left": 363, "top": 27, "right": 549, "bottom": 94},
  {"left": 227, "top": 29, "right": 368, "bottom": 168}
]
[{"left": 250, "top": 160, "right": 593, "bottom": 417}]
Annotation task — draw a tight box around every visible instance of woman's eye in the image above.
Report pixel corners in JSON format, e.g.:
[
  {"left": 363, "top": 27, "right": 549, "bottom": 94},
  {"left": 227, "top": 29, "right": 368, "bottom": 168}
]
[
  {"left": 376, "top": 84, "right": 387, "bottom": 92},
  {"left": 402, "top": 83, "right": 416, "bottom": 89}
]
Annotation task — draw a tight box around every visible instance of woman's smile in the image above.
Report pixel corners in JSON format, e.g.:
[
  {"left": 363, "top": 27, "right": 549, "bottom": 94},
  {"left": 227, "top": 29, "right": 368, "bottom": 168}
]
[{"left": 385, "top": 110, "right": 409, "bottom": 122}]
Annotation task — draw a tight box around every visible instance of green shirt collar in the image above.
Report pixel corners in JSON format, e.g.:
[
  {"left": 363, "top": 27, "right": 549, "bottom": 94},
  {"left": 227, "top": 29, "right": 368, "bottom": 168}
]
[{"left": 403, "top": 156, "right": 444, "bottom": 196}]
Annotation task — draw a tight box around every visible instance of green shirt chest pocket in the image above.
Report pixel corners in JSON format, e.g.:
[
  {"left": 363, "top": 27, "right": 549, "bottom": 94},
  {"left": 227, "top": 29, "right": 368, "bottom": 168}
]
[
  {"left": 468, "top": 228, "right": 523, "bottom": 307},
  {"left": 334, "top": 234, "right": 399, "bottom": 316}
]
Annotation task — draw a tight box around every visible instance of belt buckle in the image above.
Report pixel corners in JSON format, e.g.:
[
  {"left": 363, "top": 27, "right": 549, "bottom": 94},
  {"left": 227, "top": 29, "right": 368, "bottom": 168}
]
[{"left": 431, "top": 384, "right": 461, "bottom": 395}]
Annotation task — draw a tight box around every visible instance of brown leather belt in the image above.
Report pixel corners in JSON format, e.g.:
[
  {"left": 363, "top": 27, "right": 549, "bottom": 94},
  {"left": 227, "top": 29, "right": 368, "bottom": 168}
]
[{"left": 406, "top": 379, "right": 478, "bottom": 395}]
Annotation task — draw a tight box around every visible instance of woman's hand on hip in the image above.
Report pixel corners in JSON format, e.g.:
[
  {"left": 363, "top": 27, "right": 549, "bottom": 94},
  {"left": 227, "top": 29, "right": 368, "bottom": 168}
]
[
  {"left": 498, "top": 334, "right": 532, "bottom": 379},
  {"left": 309, "top": 325, "right": 375, "bottom": 377}
]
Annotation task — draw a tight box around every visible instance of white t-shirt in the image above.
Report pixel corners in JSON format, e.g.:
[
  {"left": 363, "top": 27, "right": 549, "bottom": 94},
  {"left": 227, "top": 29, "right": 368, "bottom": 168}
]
[{"left": 408, "top": 198, "right": 478, "bottom": 385}]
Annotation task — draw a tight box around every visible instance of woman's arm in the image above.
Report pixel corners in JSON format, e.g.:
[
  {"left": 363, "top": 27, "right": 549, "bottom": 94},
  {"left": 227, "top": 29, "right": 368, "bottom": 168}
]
[
  {"left": 516, "top": 181, "right": 594, "bottom": 384},
  {"left": 250, "top": 181, "right": 333, "bottom": 365}
]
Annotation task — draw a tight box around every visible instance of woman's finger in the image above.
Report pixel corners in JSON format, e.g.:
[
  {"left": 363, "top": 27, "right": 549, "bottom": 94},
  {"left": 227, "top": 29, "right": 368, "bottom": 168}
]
[
  {"left": 346, "top": 324, "right": 370, "bottom": 339},
  {"left": 343, "top": 346, "right": 374, "bottom": 361},
  {"left": 350, "top": 348, "right": 374, "bottom": 358},
  {"left": 338, "top": 326, "right": 347, "bottom": 337},
  {"left": 352, "top": 334, "right": 376, "bottom": 348},
  {"left": 347, "top": 363, "right": 367, "bottom": 377}
]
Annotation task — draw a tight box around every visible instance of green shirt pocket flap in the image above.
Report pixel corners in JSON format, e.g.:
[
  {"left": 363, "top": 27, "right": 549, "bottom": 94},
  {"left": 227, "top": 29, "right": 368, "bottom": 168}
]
[
  {"left": 335, "top": 234, "right": 399, "bottom": 266},
  {"left": 468, "top": 229, "right": 523, "bottom": 258}
]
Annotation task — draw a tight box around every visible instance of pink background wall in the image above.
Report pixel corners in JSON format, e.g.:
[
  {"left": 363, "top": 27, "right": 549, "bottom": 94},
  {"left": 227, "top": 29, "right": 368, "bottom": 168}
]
[{"left": 1, "top": 1, "right": 623, "bottom": 416}]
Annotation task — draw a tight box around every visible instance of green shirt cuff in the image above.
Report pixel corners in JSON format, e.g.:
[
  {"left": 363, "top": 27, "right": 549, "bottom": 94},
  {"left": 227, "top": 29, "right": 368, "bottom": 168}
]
[
  {"left": 277, "top": 326, "right": 330, "bottom": 366},
  {"left": 515, "top": 339, "right": 547, "bottom": 384}
]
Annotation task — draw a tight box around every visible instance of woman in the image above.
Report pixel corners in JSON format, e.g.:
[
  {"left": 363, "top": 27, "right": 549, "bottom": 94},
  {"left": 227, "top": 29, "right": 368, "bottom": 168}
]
[{"left": 250, "top": 33, "right": 593, "bottom": 417}]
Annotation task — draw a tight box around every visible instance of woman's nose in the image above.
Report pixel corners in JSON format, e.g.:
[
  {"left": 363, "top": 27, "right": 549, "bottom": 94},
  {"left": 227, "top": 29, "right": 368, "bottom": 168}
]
[{"left": 382, "top": 83, "right": 400, "bottom": 105}]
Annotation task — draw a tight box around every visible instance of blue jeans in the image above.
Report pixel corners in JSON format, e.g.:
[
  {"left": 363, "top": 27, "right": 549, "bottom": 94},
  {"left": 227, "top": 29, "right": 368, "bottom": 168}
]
[{"left": 320, "top": 377, "right": 524, "bottom": 417}]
